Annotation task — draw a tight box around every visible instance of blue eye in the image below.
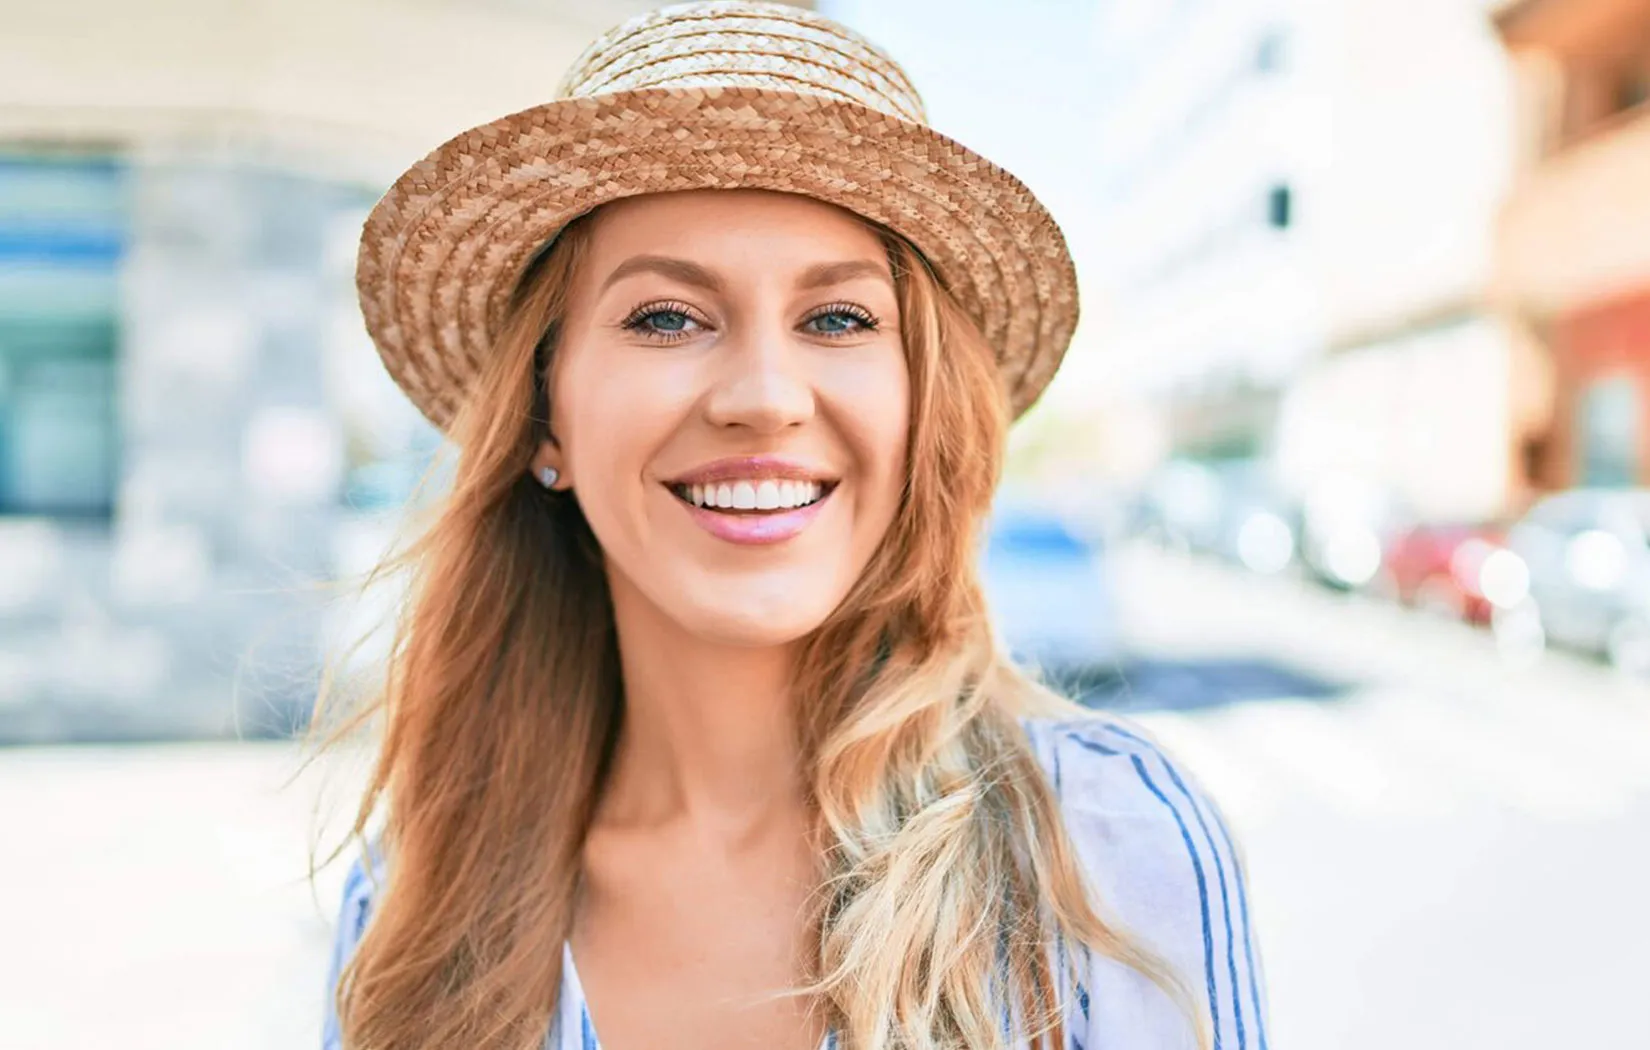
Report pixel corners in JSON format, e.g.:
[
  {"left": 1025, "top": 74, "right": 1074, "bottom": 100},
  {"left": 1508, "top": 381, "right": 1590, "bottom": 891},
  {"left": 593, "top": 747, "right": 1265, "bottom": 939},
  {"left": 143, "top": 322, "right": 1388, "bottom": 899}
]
[
  {"left": 622, "top": 303, "right": 703, "bottom": 340},
  {"left": 809, "top": 313, "right": 855, "bottom": 334},
  {"left": 805, "top": 304, "right": 878, "bottom": 337},
  {"left": 644, "top": 310, "right": 689, "bottom": 332}
]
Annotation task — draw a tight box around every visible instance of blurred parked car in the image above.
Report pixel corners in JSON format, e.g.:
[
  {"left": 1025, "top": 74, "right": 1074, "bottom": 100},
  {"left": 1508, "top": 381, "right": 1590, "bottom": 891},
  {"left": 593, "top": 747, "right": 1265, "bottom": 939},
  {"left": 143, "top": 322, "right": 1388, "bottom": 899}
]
[
  {"left": 1299, "top": 473, "right": 1408, "bottom": 591},
  {"left": 1200, "top": 459, "right": 1299, "bottom": 575},
  {"left": 1379, "top": 522, "right": 1527, "bottom": 626},
  {"left": 1502, "top": 488, "right": 1650, "bottom": 675},
  {"left": 1131, "top": 458, "right": 1222, "bottom": 552},
  {"left": 981, "top": 507, "right": 1122, "bottom": 685},
  {"left": 1131, "top": 458, "right": 1298, "bottom": 573}
]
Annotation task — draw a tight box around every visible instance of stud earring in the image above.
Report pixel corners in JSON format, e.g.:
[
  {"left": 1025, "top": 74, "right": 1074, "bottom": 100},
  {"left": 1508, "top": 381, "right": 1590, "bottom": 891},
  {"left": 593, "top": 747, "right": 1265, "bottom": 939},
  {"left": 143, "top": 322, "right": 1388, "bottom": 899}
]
[{"left": 537, "top": 466, "right": 560, "bottom": 489}]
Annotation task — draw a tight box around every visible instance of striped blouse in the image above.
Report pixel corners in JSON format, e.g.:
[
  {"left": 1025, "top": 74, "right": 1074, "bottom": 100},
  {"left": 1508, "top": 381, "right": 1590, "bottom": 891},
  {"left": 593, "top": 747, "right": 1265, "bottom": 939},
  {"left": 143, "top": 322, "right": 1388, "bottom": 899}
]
[{"left": 323, "top": 715, "right": 1269, "bottom": 1049}]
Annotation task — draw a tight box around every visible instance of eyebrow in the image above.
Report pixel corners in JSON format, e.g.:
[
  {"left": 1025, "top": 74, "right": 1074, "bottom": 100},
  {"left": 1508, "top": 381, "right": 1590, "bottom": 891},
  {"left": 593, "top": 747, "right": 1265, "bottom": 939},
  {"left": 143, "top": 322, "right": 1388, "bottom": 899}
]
[
  {"left": 598, "top": 255, "right": 893, "bottom": 295},
  {"left": 600, "top": 255, "right": 722, "bottom": 294},
  {"left": 795, "top": 259, "right": 893, "bottom": 290}
]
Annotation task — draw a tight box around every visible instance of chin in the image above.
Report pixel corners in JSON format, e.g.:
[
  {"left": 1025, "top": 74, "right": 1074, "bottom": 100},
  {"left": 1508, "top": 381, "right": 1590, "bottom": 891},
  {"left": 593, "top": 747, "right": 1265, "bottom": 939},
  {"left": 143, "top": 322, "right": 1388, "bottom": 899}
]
[
  {"left": 672, "top": 587, "right": 842, "bottom": 648},
  {"left": 608, "top": 550, "right": 865, "bottom": 650}
]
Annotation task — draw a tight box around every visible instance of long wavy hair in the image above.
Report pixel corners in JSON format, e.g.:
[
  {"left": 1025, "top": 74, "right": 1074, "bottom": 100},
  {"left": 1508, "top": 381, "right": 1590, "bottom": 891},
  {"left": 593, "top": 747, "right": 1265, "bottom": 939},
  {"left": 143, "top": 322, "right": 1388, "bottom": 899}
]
[{"left": 314, "top": 202, "right": 1200, "bottom": 1050}]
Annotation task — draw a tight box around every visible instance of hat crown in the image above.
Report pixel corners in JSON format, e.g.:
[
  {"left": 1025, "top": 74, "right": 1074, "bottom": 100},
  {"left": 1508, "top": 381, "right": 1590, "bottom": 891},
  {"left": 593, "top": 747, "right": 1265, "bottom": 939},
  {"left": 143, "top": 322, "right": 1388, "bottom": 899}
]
[{"left": 557, "top": 1, "right": 927, "bottom": 124}]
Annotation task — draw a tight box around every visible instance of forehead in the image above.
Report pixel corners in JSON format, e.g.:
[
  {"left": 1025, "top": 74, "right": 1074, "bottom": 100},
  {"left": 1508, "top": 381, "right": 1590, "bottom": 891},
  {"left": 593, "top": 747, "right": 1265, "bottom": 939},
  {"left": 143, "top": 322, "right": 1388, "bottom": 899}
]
[{"left": 584, "top": 189, "right": 889, "bottom": 270}]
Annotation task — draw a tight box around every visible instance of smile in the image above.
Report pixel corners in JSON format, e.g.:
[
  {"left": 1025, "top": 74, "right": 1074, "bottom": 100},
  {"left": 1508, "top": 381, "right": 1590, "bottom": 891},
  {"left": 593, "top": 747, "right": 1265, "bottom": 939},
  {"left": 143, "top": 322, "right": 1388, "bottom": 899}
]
[
  {"left": 671, "top": 479, "right": 828, "bottom": 512},
  {"left": 662, "top": 458, "right": 839, "bottom": 545}
]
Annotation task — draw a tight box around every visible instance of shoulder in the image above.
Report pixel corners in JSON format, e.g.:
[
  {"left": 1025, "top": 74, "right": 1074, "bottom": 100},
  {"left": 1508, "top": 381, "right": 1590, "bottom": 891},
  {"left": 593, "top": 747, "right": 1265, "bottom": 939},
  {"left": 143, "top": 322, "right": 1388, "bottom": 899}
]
[
  {"left": 322, "top": 844, "right": 387, "bottom": 1050},
  {"left": 1020, "top": 714, "right": 1269, "bottom": 1048},
  {"left": 1021, "top": 713, "right": 1227, "bottom": 832},
  {"left": 340, "top": 847, "right": 383, "bottom": 924},
  {"left": 332, "top": 844, "right": 386, "bottom": 958},
  {"left": 1021, "top": 713, "right": 1241, "bottom": 922}
]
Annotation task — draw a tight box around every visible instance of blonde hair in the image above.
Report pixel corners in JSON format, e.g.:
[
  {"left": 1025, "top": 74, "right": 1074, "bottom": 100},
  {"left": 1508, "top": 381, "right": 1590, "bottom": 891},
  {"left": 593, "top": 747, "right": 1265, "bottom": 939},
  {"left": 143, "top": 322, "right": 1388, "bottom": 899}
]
[{"left": 315, "top": 207, "right": 1200, "bottom": 1050}]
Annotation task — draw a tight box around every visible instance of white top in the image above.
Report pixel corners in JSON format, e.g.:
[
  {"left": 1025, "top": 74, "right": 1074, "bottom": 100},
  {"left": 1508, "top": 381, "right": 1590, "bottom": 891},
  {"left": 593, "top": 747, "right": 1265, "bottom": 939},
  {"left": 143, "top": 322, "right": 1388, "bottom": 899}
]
[{"left": 324, "top": 715, "right": 1269, "bottom": 1050}]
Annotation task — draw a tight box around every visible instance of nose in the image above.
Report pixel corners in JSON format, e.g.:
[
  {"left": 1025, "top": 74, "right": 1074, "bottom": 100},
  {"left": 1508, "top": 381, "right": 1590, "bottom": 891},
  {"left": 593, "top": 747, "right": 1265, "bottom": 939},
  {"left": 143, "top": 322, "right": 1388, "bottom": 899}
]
[{"left": 702, "top": 323, "right": 815, "bottom": 433}]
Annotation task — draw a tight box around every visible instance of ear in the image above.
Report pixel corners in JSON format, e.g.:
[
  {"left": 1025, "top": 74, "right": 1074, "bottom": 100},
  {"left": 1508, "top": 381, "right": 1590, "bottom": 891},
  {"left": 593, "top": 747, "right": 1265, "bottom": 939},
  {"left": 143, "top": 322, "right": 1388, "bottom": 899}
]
[{"left": 529, "top": 438, "right": 568, "bottom": 491}]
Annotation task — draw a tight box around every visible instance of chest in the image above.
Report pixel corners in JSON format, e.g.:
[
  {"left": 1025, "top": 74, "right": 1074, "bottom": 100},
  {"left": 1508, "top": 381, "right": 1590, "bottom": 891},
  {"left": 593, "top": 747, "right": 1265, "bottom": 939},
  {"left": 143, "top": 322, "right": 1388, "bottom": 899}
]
[{"left": 568, "top": 825, "right": 825, "bottom": 1050}]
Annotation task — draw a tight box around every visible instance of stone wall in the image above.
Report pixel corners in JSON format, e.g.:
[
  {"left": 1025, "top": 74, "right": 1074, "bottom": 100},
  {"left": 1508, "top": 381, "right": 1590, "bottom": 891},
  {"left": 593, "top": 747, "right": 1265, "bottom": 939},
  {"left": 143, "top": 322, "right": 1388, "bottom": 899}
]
[{"left": 0, "top": 156, "right": 380, "bottom": 742}]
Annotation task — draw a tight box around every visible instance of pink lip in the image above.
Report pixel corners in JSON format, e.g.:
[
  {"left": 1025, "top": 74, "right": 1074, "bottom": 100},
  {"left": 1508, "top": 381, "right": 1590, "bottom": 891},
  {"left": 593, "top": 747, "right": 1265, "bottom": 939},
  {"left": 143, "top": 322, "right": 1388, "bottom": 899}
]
[
  {"left": 679, "top": 493, "right": 831, "bottom": 545},
  {"left": 664, "top": 456, "right": 836, "bottom": 486}
]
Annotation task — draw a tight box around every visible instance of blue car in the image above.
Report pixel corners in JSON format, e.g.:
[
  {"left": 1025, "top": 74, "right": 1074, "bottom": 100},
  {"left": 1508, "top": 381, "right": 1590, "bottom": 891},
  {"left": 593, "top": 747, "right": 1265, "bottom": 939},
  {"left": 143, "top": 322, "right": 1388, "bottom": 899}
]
[{"left": 980, "top": 508, "right": 1122, "bottom": 684}]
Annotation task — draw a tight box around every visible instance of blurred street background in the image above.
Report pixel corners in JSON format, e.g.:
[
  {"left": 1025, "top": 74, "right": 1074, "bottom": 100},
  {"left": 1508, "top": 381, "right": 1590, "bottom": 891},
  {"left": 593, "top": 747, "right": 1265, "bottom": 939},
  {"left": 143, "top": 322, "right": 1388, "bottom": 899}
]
[{"left": 3, "top": 0, "right": 1650, "bottom": 1048}]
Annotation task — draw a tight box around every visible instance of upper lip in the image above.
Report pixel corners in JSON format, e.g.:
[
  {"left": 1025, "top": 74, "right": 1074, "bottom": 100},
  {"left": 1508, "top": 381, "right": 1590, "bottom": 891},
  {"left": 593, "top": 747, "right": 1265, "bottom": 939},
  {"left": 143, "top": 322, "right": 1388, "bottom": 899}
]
[{"left": 663, "top": 456, "right": 838, "bottom": 486}]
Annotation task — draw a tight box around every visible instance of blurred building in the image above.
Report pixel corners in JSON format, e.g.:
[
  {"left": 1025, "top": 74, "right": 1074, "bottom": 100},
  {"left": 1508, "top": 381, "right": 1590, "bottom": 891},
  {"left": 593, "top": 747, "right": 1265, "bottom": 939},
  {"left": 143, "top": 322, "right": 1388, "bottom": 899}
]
[
  {"left": 1494, "top": 0, "right": 1650, "bottom": 489},
  {"left": 1084, "top": 0, "right": 1541, "bottom": 523},
  {"left": 0, "top": 0, "right": 707, "bottom": 741},
  {"left": 1080, "top": 0, "right": 1313, "bottom": 455}
]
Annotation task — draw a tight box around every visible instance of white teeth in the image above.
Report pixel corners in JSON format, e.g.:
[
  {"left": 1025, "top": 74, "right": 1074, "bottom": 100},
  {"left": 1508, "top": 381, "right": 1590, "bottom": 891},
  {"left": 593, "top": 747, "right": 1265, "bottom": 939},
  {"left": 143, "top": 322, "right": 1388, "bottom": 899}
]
[{"left": 679, "top": 479, "right": 827, "bottom": 510}]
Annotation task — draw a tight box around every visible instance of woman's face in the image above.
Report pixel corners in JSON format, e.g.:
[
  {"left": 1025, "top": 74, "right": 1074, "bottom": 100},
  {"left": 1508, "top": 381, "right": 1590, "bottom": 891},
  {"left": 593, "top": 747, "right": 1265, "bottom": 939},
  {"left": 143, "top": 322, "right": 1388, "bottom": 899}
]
[{"left": 539, "top": 189, "right": 910, "bottom": 647}]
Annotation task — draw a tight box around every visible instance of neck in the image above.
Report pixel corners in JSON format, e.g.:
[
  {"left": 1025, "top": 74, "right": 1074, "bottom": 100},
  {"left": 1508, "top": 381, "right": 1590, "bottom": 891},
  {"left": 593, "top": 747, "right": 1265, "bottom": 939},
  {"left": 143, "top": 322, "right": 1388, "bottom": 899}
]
[{"left": 599, "top": 573, "right": 807, "bottom": 832}]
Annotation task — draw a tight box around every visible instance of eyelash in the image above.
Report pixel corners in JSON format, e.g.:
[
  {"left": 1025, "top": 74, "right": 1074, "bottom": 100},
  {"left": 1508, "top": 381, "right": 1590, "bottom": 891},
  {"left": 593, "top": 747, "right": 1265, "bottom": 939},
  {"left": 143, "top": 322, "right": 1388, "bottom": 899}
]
[
  {"left": 619, "top": 300, "right": 881, "bottom": 342},
  {"left": 805, "top": 301, "right": 880, "bottom": 336},
  {"left": 620, "top": 300, "right": 702, "bottom": 342}
]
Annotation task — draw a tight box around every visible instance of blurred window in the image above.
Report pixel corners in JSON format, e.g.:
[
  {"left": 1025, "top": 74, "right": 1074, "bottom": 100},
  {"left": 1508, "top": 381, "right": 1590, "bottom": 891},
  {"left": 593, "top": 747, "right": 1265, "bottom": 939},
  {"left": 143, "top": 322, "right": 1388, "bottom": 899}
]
[
  {"left": 0, "top": 319, "right": 117, "bottom": 516},
  {"left": 1254, "top": 28, "right": 1288, "bottom": 74},
  {"left": 1520, "top": 431, "right": 1554, "bottom": 490},
  {"left": 1579, "top": 376, "right": 1640, "bottom": 488},
  {"left": 1267, "top": 184, "right": 1292, "bottom": 230},
  {"left": 0, "top": 154, "right": 123, "bottom": 518}
]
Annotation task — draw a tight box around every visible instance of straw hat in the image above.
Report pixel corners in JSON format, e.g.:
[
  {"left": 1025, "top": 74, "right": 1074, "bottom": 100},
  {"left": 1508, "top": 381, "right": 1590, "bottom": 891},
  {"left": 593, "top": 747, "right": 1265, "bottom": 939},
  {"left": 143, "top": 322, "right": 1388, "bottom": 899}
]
[{"left": 356, "top": 0, "right": 1078, "bottom": 431}]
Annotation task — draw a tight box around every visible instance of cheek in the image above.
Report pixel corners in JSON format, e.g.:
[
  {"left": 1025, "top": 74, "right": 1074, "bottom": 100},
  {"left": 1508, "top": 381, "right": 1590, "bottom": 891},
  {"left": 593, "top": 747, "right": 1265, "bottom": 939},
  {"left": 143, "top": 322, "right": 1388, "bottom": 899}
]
[
  {"left": 550, "top": 347, "right": 673, "bottom": 530},
  {"left": 840, "top": 353, "right": 912, "bottom": 514}
]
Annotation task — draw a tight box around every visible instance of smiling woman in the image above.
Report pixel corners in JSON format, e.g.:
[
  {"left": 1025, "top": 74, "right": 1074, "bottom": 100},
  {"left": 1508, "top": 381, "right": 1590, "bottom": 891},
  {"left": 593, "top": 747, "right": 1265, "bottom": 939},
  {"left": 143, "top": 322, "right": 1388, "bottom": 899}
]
[
  {"left": 314, "top": 4, "right": 1266, "bottom": 1050},
  {"left": 529, "top": 192, "right": 910, "bottom": 643}
]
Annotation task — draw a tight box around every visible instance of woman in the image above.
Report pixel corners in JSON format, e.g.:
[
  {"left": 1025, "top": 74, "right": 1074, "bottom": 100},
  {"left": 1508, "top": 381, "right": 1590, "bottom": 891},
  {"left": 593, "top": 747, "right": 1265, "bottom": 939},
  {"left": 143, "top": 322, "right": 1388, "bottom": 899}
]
[{"left": 319, "top": 3, "right": 1266, "bottom": 1049}]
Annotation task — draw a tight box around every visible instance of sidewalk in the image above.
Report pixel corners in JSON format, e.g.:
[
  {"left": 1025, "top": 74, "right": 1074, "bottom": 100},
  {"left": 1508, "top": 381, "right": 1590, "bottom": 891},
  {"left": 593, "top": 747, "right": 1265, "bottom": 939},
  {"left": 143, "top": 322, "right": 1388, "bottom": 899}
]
[{"left": 0, "top": 741, "right": 362, "bottom": 1050}]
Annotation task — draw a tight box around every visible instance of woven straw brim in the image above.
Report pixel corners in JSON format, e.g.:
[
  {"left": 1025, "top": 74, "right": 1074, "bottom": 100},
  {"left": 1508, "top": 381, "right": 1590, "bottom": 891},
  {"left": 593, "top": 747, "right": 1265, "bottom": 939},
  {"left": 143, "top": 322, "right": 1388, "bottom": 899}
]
[{"left": 357, "top": 85, "right": 1078, "bottom": 431}]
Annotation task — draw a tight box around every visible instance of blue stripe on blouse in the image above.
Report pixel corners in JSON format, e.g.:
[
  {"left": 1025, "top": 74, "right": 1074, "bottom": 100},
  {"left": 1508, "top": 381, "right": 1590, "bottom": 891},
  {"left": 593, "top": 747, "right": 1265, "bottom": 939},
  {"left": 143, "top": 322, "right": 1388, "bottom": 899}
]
[
  {"left": 1094, "top": 719, "right": 1267, "bottom": 1050},
  {"left": 1127, "top": 750, "right": 1224, "bottom": 1049},
  {"left": 1208, "top": 791, "right": 1268, "bottom": 1050},
  {"left": 579, "top": 1003, "right": 596, "bottom": 1050}
]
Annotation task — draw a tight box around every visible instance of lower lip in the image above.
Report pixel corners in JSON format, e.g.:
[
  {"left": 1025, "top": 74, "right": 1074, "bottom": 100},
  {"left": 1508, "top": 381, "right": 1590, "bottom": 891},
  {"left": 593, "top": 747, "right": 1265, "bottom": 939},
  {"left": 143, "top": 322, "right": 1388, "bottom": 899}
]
[{"left": 674, "top": 488, "right": 832, "bottom": 545}]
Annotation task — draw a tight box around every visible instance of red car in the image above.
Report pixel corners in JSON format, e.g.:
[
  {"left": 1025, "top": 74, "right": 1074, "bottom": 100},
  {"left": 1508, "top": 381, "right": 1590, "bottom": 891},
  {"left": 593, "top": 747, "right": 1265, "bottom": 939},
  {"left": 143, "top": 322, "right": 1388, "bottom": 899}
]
[{"left": 1379, "top": 522, "right": 1529, "bottom": 626}]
